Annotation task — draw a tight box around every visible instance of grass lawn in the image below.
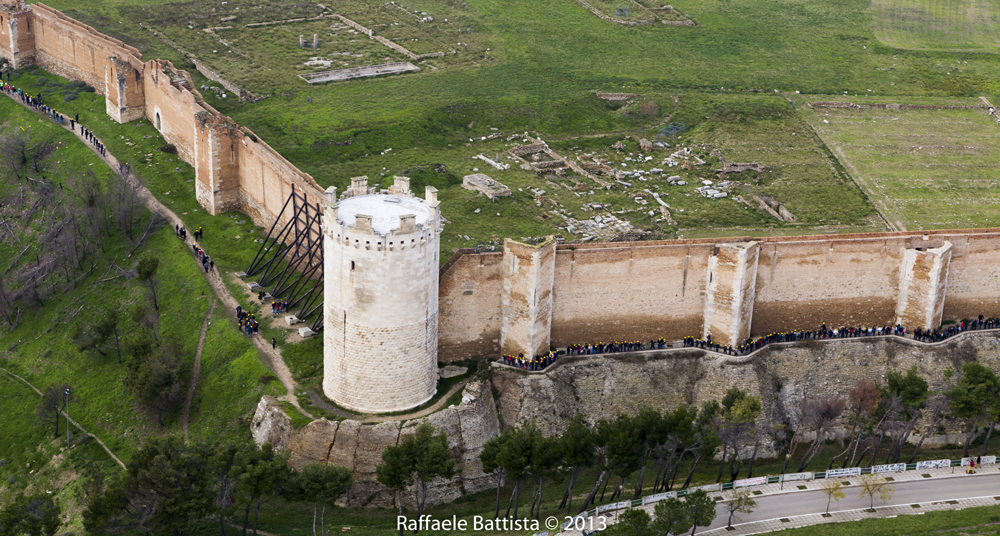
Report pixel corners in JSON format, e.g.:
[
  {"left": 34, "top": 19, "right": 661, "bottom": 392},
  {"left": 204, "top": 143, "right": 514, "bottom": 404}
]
[
  {"left": 772, "top": 504, "right": 1000, "bottom": 535},
  {"left": 800, "top": 95, "right": 1000, "bottom": 231},
  {"left": 872, "top": 0, "right": 1000, "bottom": 53},
  {"left": 25, "top": 0, "right": 1000, "bottom": 254}
]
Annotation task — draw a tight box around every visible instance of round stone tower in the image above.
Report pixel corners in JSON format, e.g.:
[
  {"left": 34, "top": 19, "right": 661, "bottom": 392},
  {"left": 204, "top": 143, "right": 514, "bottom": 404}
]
[{"left": 323, "top": 176, "right": 440, "bottom": 413}]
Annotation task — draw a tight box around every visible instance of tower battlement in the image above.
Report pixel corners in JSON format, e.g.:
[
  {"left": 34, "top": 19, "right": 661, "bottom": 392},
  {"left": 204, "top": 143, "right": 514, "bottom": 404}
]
[{"left": 325, "top": 177, "right": 439, "bottom": 242}]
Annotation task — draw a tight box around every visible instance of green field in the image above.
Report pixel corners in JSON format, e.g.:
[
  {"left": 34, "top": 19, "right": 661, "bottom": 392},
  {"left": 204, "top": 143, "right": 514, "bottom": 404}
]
[
  {"left": 801, "top": 97, "right": 1000, "bottom": 231},
  {"left": 873, "top": 0, "right": 1000, "bottom": 52},
  {"left": 33, "top": 0, "right": 1000, "bottom": 246}
]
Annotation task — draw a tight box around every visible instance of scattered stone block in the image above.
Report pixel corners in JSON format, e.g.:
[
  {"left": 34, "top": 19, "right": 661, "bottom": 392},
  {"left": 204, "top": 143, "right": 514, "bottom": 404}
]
[
  {"left": 463, "top": 174, "right": 512, "bottom": 200},
  {"left": 298, "top": 327, "right": 316, "bottom": 338},
  {"left": 440, "top": 365, "right": 468, "bottom": 379},
  {"left": 286, "top": 315, "right": 301, "bottom": 326},
  {"left": 247, "top": 281, "right": 261, "bottom": 290},
  {"left": 235, "top": 271, "right": 247, "bottom": 278}
]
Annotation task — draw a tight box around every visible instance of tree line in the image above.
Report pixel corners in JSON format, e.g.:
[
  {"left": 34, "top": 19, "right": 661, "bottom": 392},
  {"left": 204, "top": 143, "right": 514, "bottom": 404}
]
[
  {"left": 78, "top": 422, "right": 459, "bottom": 536},
  {"left": 82, "top": 436, "right": 351, "bottom": 536},
  {"left": 0, "top": 126, "right": 159, "bottom": 330},
  {"left": 478, "top": 362, "right": 1000, "bottom": 525}
]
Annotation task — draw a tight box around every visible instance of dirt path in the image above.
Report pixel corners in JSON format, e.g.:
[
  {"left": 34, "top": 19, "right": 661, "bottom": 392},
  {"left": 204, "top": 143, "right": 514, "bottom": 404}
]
[
  {"left": 361, "top": 376, "right": 473, "bottom": 423},
  {"left": 1, "top": 90, "right": 315, "bottom": 421},
  {"left": 0, "top": 366, "right": 126, "bottom": 469},
  {"left": 182, "top": 300, "right": 216, "bottom": 441}
]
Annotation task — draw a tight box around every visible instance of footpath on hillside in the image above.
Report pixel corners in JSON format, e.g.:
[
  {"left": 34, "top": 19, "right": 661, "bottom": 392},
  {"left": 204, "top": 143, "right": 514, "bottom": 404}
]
[
  {"left": 1, "top": 87, "right": 470, "bottom": 428},
  {"left": 0, "top": 366, "right": 126, "bottom": 469},
  {"left": 0, "top": 88, "right": 316, "bottom": 421}
]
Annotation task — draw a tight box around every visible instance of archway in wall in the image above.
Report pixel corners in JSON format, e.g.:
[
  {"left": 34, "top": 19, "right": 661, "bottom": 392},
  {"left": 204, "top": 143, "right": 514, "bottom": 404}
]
[{"left": 155, "top": 112, "right": 161, "bottom": 130}]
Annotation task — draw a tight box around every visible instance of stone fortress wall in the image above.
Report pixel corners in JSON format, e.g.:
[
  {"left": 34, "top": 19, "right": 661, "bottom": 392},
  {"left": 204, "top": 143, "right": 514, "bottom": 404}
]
[
  {"left": 0, "top": 1, "right": 327, "bottom": 235},
  {"left": 440, "top": 229, "right": 1000, "bottom": 360},
  {"left": 323, "top": 177, "right": 442, "bottom": 413}
]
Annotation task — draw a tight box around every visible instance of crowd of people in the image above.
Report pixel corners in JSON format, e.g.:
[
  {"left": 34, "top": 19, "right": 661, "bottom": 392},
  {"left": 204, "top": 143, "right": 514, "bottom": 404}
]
[
  {"left": 499, "top": 317, "right": 999, "bottom": 371},
  {"left": 270, "top": 301, "right": 290, "bottom": 314},
  {"left": 235, "top": 305, "right": 260, "bottom": 336},
  {"left": 500, "top": 351, "right": 559, "bottom": 371},
  {"left": 564, "top": 338, "right": 669, "bottom": 355},
  {"left": 914, "top": 315, "right": 998, "bottom": 342}
]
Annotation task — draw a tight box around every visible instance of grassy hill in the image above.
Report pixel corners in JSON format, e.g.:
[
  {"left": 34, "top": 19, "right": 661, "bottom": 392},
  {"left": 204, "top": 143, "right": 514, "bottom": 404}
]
[{"left": 0, "top": 95, "right": 282, "bottom": 532}]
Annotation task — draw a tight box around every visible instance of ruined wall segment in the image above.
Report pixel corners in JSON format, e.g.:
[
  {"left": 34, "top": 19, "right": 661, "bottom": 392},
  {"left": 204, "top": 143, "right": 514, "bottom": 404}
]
[
  {"left": 0, "top": 2, "right": 35, "bottom": 68},
  {"left": 500, "top": 237, "right": 556, "bottom": 358},
  {"left": 703, "top": 241, "right": 759, "bottom": 346},
  {"left": 896, "top": 242, "right": 952, "bottom": 329}
]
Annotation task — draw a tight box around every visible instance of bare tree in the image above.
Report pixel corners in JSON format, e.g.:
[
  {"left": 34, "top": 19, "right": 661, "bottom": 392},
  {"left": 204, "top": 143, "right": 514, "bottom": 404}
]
[
  {"left": 0, "top": 128, "right": 56, "bottom": 180},
  {"left": 111, "top": 171, "right": 143, "bottom": 241},
  {"left": 35, "top": 383, "right": 71, "bottom": 438},
  {"left": 797, "top": 395, "right": 846, "bottom": 471},
  {"left": 837, "top": 379, "right": 881, "bottom": 468}
]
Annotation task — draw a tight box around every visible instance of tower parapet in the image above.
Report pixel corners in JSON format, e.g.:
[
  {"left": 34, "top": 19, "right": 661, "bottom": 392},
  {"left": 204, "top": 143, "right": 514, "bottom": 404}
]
[{"left": 323, "top": 176, "right": 441, "bottom": 413}]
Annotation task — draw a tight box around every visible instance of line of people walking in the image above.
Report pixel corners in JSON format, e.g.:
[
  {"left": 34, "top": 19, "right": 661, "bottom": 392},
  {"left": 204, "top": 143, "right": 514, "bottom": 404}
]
[
  {"left": 501, "top": 316, "right": 999, "bottom": 369},
  {"left": 1, "top": 78, "right": 106, "bottom": 156}
]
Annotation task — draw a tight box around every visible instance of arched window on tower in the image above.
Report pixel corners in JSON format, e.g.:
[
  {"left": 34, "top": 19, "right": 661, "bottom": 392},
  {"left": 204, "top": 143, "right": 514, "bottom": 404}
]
[{"left": 155, "top": 112, "right": 161, "bottom": 130}]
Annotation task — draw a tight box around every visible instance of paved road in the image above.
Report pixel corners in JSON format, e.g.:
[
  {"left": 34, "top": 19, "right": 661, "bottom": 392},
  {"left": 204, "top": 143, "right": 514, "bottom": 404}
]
[{"left": 696, "top": 472, "right": 1000, "bottom": 532}]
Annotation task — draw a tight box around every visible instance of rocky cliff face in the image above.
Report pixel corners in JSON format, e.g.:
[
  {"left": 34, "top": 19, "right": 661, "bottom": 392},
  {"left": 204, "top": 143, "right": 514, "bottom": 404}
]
[
  {"left": 494, "top": 332, "right": 1000, "bottom": 439},
  {"left": 251, "top": 379, "right": 501, "bottom": 509},
  {"left": 250, "top": 395, "right": 292, "bottom": 450}
]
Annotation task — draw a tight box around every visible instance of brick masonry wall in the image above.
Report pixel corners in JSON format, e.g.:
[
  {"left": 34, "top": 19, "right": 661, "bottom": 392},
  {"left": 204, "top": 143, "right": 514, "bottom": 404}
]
[
  {"left": 438, "top": 251, "right": 503, "bottom": 361},
  {"left": 0, "top": 8, "right": 36, "bottom": 68},
  {"left": 439, "top": 229, "right": 1000, "bottom": 361},
  {"left": 31, "top": 4, "right": 142, "bottom": 99}
]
